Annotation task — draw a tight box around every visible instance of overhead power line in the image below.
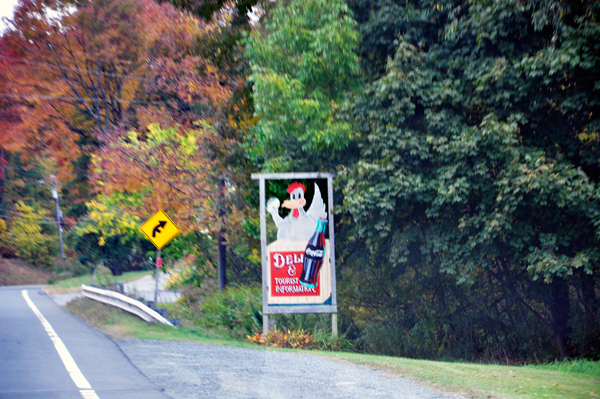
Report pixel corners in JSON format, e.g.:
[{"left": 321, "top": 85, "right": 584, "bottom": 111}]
[
  {"left": 0, "top": 93, "right": 163, "bottom": 105},
  {"left": 1, "top": 215, "right": 77, "bottom": 225},
  {"left": 0, "top": 55, "right": 152, "bottom": 82},
  {"left": 8, "top": 210, "right": 61, "bottom": 221},
  {"left": 3, "top": 165, "right": 46, "bottom": 174}
]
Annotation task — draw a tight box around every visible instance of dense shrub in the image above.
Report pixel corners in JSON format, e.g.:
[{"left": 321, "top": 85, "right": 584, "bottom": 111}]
[
  {"left": 0, "top": 218, "right": 16, "bottom": 258},
  {"left": 169, "top": 283, "right": 350, "bottom": 350},
  {"left": 93, "top": 264, "right": 114, "bottom": 288},
  {"left": 200, "top": 285, "right": 263, "bottom": 338},
  {"left": 9, "top": 202, "right": 56, "bottom": 268},
  {"left": 338, "top": 262, "right": 587, "bottom": 363},
  {"left": 53, "top": 257, "right": 89, "bottom": 277},
  {"left": 247, "top": 329, "right": 352, "bottom": 352}
]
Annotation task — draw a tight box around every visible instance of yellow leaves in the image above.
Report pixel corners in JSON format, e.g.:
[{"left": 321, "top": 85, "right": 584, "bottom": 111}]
[
  {"left": 92, "top": 124, "right": 219, "bottom": 236},
  {"left": 578, "top": 126, "right": 599, "bottom": 143},
  {"left": 205, "top": 64, "right": 217, "bottom": 75},
  {"left": 9, "top": 201, "right": 55, "bottom": 268},
  {"left": 127, "top": 130, "right": 139, "bottom": 144},
  {"left": 81, "top": 194, "right": 143, "bottom": 245},
  {"left": 147, "top": 123, "right": 161, "bottom": 141},
  {"left": 245, "top": 329, "right": 317, "bottom": 350},
  {"left": 228, "top": 112, "right": 258, "bottom": 131},
  {"left": 250, "top": 248, "right": 261, "bottom": 263},
  {"left": 180, "top": 131, "right": 198, "bottom": 156}
]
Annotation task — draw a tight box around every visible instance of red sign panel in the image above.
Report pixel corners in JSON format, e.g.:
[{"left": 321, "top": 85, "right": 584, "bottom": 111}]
[{"left": 270, "top": 250, "right": 320, "bottom": 297}]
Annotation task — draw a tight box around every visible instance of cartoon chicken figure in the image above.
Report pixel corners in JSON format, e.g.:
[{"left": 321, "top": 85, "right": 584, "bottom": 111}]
[{"left": 266, "top": 182, "right": 327, "bottom": 241}]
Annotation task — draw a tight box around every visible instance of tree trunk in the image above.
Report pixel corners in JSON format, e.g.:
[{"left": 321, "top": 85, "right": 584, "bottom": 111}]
[
  {"left": 581, "top": 276, "right": 599, "bottom": 357},
  {"left": 550, "top": 278, "right": 576, "bottom": 358},
  {"left": 582, "top": 276, "right": 598, "bottom": 331},
  {"left": 218, "top": 227, "right": 227, "bottom": 290},
  {"left": 217, "top": 178, "right": 227, "bottom": 290}
]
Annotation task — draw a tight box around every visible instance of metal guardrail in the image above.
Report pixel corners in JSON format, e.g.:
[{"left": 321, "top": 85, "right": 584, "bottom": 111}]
[{"left": 81, "top": 284, "right": 173, "bottom": 327}]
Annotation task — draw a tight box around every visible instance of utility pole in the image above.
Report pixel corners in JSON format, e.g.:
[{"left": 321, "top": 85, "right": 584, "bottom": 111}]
[
  {"left": 49, "top": 175, "right": 65, "bottom": 260},
  {"left": 217, "top": 177, "right": 227, "bottom": 290},
  {"left": 0, "top": 149, "right": 6, "bottom": 217}
]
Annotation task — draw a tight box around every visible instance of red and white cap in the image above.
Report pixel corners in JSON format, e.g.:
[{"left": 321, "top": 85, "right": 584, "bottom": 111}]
[{"left": 287, "top": 182, "right": 305, "bottom": 194}]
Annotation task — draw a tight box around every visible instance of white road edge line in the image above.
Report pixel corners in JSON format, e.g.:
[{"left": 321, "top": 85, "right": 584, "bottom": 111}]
[{"left": 22, "top": 290, "right": 100, "bottom": 399}]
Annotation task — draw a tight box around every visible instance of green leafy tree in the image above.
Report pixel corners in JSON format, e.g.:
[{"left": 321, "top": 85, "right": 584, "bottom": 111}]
[
  {"left": 163, "top": 0, "right": 265, "bottom": 290},
  {"left": 341, "top": 0, "right": 600, "bottom": 358},
  {"left": 245, "top": 0, "right": 361, "bottom": 171},
  {"left": 0, "top": 218, "right": 14, "bottom": 257}
]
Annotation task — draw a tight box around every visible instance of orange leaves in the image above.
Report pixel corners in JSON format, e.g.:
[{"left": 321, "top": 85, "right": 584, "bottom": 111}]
[
  {"left": 246, "top": 329, "right": 349, "bottom": 351},
  {"left": 142, "top": 55, "right": 231, "bottom": 126},
  {"left": 1, "top": 0, "right": 220, "bottom": 181},
  {"left": 246, "top": 329, "right": 316, "bottom": 349},
  {"left": 95, "top": 124, "right": 218, "bottom": 234},
  {"left": 2, "top": 0, "right": 247, "bottom": 248}
]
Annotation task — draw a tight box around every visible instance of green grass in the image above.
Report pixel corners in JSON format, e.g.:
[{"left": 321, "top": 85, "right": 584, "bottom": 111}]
[
  {"left": 527, "top": 359, "right": 600, "bottom": 375},
  {"left": 65, "top": 297, "right": 263, "bottom": 349},
  {"left": 45, "top": 270, "right": 152, "bottom": 294},
  {"left": 65, "top": 297, "right": 600, "bottom": 399},
  {"left": 318, "top": 352, "right": 599, "bottom": 399}
]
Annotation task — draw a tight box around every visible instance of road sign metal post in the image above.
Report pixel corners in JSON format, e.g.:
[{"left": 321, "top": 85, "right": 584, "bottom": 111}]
[{"left": 154, "top": 248, "right": 161, "bottom": 304}]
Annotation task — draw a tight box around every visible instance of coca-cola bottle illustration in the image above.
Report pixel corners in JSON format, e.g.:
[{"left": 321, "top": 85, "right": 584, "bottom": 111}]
[{"left": 299, "top": 218, "right": 327, "bottom": 287}]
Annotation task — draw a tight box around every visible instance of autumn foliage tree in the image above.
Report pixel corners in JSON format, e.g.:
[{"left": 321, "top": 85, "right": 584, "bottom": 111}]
[
  {"left": 0, "top": 0, "right": 206, "bottom": 180},
  {"left": 1, "top": 0, "right": 251, "bottom": 284},
  {"left": 79, "top": 6, "right": 256, "bottom": 287}
]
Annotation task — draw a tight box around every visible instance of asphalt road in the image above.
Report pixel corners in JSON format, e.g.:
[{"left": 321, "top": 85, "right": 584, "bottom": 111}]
[
  {"left": 0, "top": 285, "right": 170, "bottom": 399},
  {"left": 0, "top": 284, "right": 457, "bottom": 399}
]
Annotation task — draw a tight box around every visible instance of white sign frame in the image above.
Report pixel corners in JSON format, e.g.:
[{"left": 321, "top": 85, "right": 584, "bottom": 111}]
[{"left": 251, "top": 172, "right": 338, "bottom": 336}]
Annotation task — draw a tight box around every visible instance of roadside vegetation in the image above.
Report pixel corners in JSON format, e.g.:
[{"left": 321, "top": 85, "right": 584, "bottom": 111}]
[
  {"left": 0, "top": 258, "right": 53, "bottom": 286},
  {"left": 44, "top": 269, "right": 152, "bottom": 294},
  {"left": 65, "top": 293, "right": 599, "bottom": 399},
  {"left": 1, "top": 0, "right": 599, "bottom": 385},
  {"left": 327, "top": 353, "right": 599, "bottom": 399}
]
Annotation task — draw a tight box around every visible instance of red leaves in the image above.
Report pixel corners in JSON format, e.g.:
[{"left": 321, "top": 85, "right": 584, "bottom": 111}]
[{"left": 246, "top": 329, "right": 316, "bottom": 349}]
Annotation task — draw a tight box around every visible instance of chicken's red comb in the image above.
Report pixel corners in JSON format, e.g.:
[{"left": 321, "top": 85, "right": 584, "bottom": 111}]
[{"left": 287, "top": 182, "right": 305, "bottom": 194}]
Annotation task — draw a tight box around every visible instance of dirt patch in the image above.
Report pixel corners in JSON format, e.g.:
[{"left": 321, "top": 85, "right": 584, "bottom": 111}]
[
  {"left": 65, "top": 297, "right": 135, "bottom": 339},
  {"left": 102, "top": 325, "right": 135, "bottom": 340},
  {"left": 44, "top": 286, "right": 82, "bottom": 295},
  {"left": 0, "top": 258, "right": 53, "bottom": 286}
]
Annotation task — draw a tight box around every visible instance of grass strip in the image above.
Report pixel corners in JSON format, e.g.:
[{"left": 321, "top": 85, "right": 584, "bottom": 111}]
[
  {"left": 45, "top": 270, "right": 152, "bottom": 294},
  {"left": 319, "top": 352, "right": 599, "bottom": 399},
  {"left": 64, "top": 297, "right": 599, "bottom": 399},
  {"left": 65, "top": 297, "right": 259, "bottom": 349}
]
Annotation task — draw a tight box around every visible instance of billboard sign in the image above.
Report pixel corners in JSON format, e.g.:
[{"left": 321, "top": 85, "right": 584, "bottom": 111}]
[
  {"left": 267, "top": 239, "right": 331, "bottom": 304},
  {"left": 252, "top": 172, "right": 338, "bottom": 336}
]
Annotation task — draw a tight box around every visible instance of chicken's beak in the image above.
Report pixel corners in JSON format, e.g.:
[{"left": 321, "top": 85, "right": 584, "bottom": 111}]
[{"left": 282, "top": 198, "right": 306, "bottom": 209}]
